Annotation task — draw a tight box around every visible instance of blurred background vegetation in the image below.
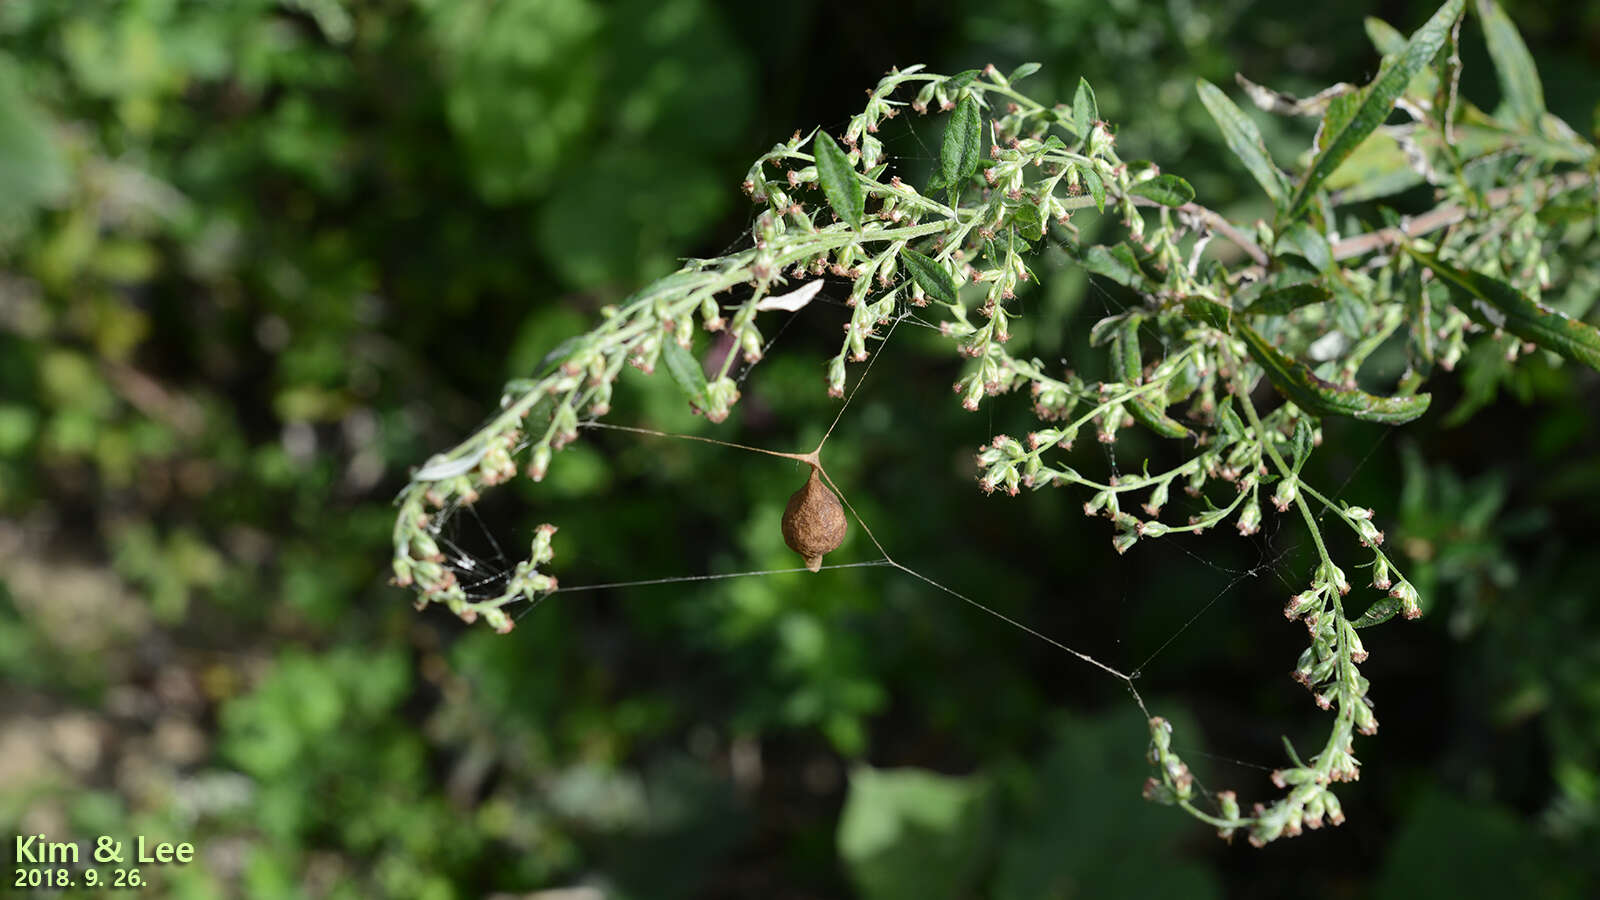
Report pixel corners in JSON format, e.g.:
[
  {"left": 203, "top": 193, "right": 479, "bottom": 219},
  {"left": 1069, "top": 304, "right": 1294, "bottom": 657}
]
[{"left": 3, "top": 0, "right": 1599, "bottom": 896}]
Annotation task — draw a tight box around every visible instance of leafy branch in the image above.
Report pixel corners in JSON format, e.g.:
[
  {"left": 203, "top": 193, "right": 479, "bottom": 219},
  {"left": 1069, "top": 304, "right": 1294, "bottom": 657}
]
[{"left": 391, "top": 0, "right": 1600, "bottom": 844}]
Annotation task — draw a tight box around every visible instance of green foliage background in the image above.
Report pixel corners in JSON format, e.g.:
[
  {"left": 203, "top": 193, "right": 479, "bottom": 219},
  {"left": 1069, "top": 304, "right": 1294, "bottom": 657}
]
[{"left": 3, "top": 0, "right": 1598, "bottom": 896}]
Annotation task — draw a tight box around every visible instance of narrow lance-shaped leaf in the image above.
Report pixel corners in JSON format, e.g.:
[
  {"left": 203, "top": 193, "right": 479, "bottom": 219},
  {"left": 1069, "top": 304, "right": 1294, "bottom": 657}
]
[
  {"left": 1476, "top": 0, "right": 1544, "bottom": 129},
  {"left": 1362, "top": 15, "right": 1443, "bottom": 106},
  {"left": 1287, "top": 0, "right": 1464, "bottom": 219},
  {"left": 902, "top": 248, "right": 960, "bottom": 306},
  {"left": 1364, "top": 16, "right": 1406, "bottom": 54},
  {"left": 813, "top": 131, "right": 864, "bottom": 228},
  {"left": 1113, "top": 319, "right": 1190, "bottom": 439},
  {"left": 1407, "top": 248, "right": 1600, "bottom": 370},
  {"left": 1196, "top": 79, "right": 1289, "bottom": 206},
  {"left": 942, "top": 93, "right": 982, "bottom": 192},
  {"left": 1312, "top": 90, "right": 1363, "bottom": 158},
  {"left": 1238, "top": 323, "right": 1432, "bottom": 424},
  {"left": 1352, "top": 595, "right": 1404, "bottom": 628},
  {"left": 1127, "top": 174, "right": 1195, "bottom": 207},
  {"left": 660, "top": 337, "right": 709, "bottom": 410},
  {"left": 1403, "top": 263, "right": 1434, "bottom": 371}
]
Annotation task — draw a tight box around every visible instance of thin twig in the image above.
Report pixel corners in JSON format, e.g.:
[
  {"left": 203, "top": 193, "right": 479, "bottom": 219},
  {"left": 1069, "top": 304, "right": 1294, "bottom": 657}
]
[{"left": 1328, "top": 170, "right": 1594, "bottom": 260}]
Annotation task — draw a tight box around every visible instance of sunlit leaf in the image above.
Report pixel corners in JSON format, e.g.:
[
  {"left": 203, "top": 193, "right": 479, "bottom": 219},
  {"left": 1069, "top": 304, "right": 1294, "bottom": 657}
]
[
  {"left": 660, "top": 337, "right": 708, "bottom": 409},
  {"left": 1476, "top": 0, "right": 1544, "bottom": 129},
  {"left": 1288, "top": 0, "right": 1465, "bottom": 219},
  {"left": 1320, "top": 132, "right": 1425, "bottom": 203},
  {"left": 1364, "top": 16, "right": 1406, "bottom": 54},
  {"left": 1007, "top": 62, "right": 1042, "bottom": 83},
  {"left": 1196, "top": 79, "right": 1288, "bottom": 206}
]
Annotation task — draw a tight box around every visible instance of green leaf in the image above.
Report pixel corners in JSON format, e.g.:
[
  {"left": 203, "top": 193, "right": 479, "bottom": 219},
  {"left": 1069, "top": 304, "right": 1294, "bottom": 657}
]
[
  {"left": 1241, "top": 283, "right": 1332, "bottom": 317},
  {"left": 1113, "top": 320, "right": 1190, "bottom": 439},
  {"left": 902, "top": 248, "right": 960, "bottom": 305},
  {"left": 1196, "top": 79, "right": 1289, "bottom": 207},
  {"left": 1078, "top": 165, "right": 1106, "bottom": 212},
  {"left": 1238, "top": 323, "right": 1432, "bottom": 424},
  {"left": 1290, "top": 418, "right": 1315, "bottom": 473},
  {"left": 1080, "top": 244, "right": 1144, "bottom": 288},
  {"left": 1476, "top": 0, "right": 1544, "bottom": 129},
  {"left": 814, "top": 131, "right": 864, "bottom": 228},
  {"left": 1089, "top": 312, "right": 1131, "bottom": 348},
  {"left": 947, "top": 69, "right": 981, "bottom": 91},
  {"left": 1319, "top": 132, "right": 1426, "bottom": 203},
  {"left": 1183, "top": 296, "right": 1233, "bottom": 332},
  {"left": 1364, "top": 16, "right": 1407, "bottom": 54},
  {"left": 1408, "top": 249, "right": 1600, "bottom": 370},
  {"left": 942, "top": 94, "right": 982, "bottom": 192},
  {"left": 1011, "top": 202, "right": 1044, "bottom": 237},
  {"left": 1216, "top": 395, "right": 1246, "bottom": 440},
  {"left": 1403, "top": 263, "right": 1434, "bottom": 371},
  {"left": 660, "top": 337, "right": 708, "bottom": 410},
  {"left": 1007, "top": 62, "right": 1042, "bottom": 83},
  {"left": 1126, "top": 173, "right": 1195, "bottom": 207},
  {"left": 1352, "top": 595, "right": 1403, "bottom": 628},
  {"left": 1073, "top": 77, "right": 1098, "bottom": 139},
  {"left": 1313, "top": 89, "right": 1364, "bottom": 157},
  {"left": 1364, "top": 15, "right": 1444, "bottom": 107},
  {"left": 1287, "top": 0, "right": 1465, "bottom": 219},
  {"left": 1275, "top": 221, "right": 1333, "bottom": 272}
]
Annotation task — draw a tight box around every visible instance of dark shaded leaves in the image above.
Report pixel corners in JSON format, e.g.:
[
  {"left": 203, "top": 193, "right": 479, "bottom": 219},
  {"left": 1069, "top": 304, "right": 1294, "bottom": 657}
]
[
  {"left": 1242, "top": 283, "right": 1333, "bottom": 317},
  {"left": 1239, "top": 323, "right": 1432, "bottom": 424},
  {"left": 903, "top": 248, "right": 960, "bottom": 305},
  {"left": 1409, "top": 249, "right": 1600, "bottom": 370}
]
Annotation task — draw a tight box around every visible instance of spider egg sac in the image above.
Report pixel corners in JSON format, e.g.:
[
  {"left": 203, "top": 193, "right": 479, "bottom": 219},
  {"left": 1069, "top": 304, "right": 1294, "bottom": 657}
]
[{"left": 781, "top": 468, "right": 848, "bottom": 572}]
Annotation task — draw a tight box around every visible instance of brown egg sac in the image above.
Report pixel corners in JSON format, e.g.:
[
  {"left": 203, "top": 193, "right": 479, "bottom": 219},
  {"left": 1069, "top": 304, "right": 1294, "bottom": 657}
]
[{"left": 782, "top": 468, "right": 847, "bottom": 572}]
